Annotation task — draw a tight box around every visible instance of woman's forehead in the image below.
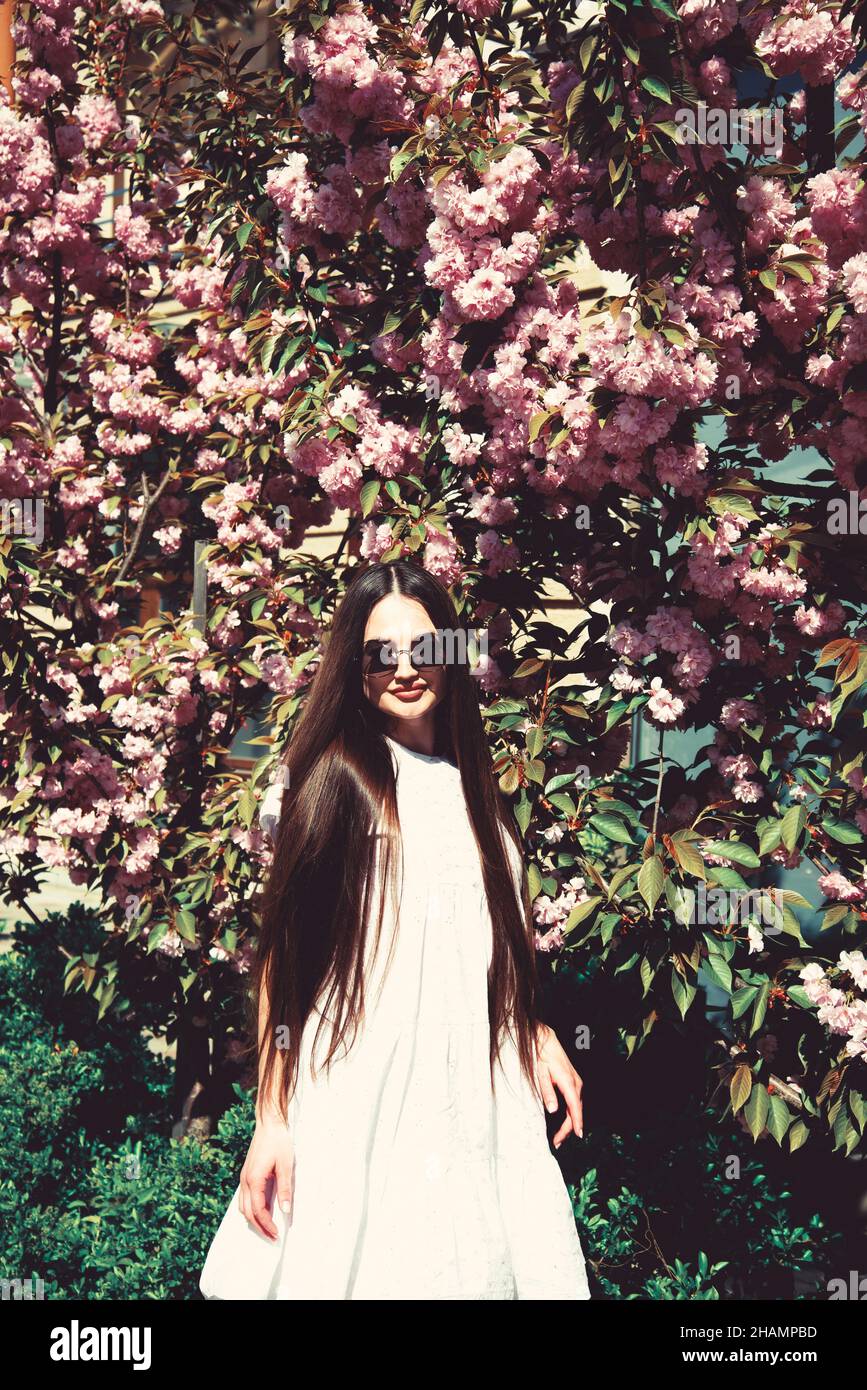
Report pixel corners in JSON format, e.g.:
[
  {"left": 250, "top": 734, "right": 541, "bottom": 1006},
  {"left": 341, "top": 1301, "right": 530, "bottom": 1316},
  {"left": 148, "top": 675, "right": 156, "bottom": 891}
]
[
  {"left": 363, "top": 630, "right": 436, "bottom": 645},
  {"left": 363, "top": 593, "right": 434, "bottom": 638}
]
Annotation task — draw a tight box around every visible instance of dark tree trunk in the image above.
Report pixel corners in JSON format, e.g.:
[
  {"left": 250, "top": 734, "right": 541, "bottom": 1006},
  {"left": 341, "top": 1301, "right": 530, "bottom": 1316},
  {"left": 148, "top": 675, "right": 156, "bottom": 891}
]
[
  {"left": 172, "top": 993, "right": 213, "bottom": 1140},
  {"left": 806, "top": 82, "right": 835, "bottom": 174}
]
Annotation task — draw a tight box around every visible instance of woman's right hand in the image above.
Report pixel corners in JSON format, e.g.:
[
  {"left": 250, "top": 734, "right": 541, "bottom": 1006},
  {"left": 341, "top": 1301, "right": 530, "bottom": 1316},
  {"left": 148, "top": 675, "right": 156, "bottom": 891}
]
[{"left": 238, "top": 1117, "right": 295, "bottom": 1241}]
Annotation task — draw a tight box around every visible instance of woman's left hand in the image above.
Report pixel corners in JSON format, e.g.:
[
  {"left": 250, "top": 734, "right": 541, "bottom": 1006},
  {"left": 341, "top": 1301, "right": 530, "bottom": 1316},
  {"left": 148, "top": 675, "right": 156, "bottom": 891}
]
[{"left": 535, "top": 1024, "right": 584, "bottom": 1148}]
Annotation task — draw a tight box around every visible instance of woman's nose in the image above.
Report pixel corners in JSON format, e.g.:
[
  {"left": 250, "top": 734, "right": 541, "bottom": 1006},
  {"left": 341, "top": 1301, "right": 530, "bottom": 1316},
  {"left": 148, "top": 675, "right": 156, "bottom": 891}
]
[{"left": 394, "top": 649, "right": 415, "bottom": 679}]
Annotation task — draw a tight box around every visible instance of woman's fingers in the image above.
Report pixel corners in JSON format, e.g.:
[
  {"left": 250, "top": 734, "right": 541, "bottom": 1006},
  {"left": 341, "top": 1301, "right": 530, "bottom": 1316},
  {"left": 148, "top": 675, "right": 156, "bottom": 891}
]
[
  {"left": 572, "top": 1078, "right": 584, "bottom": 1139},
  {"left": 553, "top": 1111, "right": 574, "bottom": 1148},
  {"left": 275, "top": 1150, "right": 295, "bottom": 1221},
  {"left": 551, "top": 1071, "right": 585, "bottom": 1146},
  {"left": 539, "top": 1065, "right": 559, "bottom": 1114},
  {"left": 562, "top": 1073, "right": 583, "bottom": 1140},
  {"left": 247, "top": 1167, "right": 278, "bottom": 1241}
]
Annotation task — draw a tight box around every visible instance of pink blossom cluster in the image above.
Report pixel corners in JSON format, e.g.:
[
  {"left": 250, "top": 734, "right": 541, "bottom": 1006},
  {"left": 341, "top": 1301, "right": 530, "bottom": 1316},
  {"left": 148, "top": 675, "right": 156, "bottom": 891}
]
[
  {"left": 533, "top": 875, "right": 589, "bottom": 952},
  {"left": 800, "top": 956, "right": 867, "bottom": 1060},
  {"left": 752, "top": 3, "right": 856, "bottom": 87},
  {"left": 609, "top": 605, "right": 716, "bottom": 723},
  {"left": 281, "top": 0, "right": 412, "bottom": 145}
]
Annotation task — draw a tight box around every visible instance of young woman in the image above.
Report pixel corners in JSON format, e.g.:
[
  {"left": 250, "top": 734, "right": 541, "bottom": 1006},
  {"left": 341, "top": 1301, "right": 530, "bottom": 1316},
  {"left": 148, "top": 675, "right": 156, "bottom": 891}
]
[{"left": 200, "top": 560, "right": 591, "bottom": 1300}]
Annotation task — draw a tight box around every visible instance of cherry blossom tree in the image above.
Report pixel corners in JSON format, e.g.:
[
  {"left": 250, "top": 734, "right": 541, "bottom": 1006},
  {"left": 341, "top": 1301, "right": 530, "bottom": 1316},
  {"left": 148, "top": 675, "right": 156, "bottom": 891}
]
[{"left": 1, "top": 0, "right": 866, "bottom": 1146}]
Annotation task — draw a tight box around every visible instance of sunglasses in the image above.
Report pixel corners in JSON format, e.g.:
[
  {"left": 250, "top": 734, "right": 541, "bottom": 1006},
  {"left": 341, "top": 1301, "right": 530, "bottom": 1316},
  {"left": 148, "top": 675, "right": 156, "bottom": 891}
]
[{"left": 361, "top": 632, "right": 448, "bottom": 676}]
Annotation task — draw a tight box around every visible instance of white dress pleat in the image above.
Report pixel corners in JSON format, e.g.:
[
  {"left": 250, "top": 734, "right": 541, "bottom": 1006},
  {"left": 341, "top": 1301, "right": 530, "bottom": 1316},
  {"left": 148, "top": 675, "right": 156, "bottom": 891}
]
[{"left": 200, "top": 735, "right": 591, "bottom": 1300}]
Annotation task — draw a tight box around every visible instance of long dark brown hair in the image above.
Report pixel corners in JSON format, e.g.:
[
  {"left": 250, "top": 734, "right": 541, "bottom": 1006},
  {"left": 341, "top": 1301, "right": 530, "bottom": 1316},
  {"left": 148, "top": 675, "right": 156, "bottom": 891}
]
[{"left": 254, "top": 560, "right": 542, "bottom": 1118}]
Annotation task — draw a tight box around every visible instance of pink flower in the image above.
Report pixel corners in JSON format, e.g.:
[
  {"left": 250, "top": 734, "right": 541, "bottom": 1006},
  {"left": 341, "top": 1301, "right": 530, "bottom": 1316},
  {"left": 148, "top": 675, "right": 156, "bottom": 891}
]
[
  {"left": 114, "top": 204, "right": 165, "bottom": 262},
  {"left": 477, "top": 528, "right": 520, "bottom": 577},
  {"left": 73, "top": 95, "right": 121, "bottom": 151},
  {"left": 451, "top": 0, "right": 501, "bottom": 16},
  {"left": 842, "top": 252, "right": 867, "bottom": 314},
  {"left": 678, "top": 0, "right": 738, "bottom": 47},
  {"left": 646, "top": 677, "right": 685, "bottom": 725},
  {"left": 755, "top": 3, "right": 856, "bottom": 86},
  {"left": 535, "top": 926, "right": 564, "bottom": 953},
  {"left": 720, "top": 698, "right": 760, "bottom": 730},
  {"left": 423, "top": 524, "right": 462, "bottom": 586},
  {"left": 818, "top": 871, "right": 864, "bottom": 903},
  {"left": 840, "top": 950, "right": 867, "bottom": 990},
  {"left": 732, "top": 779, "right": 762, "bottom": 804},
  {"left": 359, "top": 520, "right": 393, "bottom": 561}
]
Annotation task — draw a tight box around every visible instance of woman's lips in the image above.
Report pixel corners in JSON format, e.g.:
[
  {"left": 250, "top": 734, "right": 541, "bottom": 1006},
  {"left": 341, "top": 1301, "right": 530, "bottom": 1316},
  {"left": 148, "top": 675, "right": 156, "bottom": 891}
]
[{"left": 391, "top": 686, "right": 427, "bottom": 701}]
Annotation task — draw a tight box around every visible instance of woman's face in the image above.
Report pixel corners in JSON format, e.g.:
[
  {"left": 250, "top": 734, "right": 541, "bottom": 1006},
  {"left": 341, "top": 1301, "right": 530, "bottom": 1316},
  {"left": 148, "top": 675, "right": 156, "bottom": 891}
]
[{"left": 361, "top": 593, "right": 447, "bottom": 729}]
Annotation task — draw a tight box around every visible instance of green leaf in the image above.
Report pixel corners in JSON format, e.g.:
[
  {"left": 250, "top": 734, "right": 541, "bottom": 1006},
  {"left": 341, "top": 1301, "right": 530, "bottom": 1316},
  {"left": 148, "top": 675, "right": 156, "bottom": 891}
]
[
  {"left": 389, "top": 148, "right": 416, "bottom": 181},
  {"left": 527, "top": 862, "right": 542, "bottom": 901},
  {"left": 525, "top": 726, "right": 545, "bottom": 758},
  {"left": 757, "top": 820, "right": 782, "bottom": 855},
  {"left": 749, "top": 981, "right": 770, "bottom": 1035},
  {"left": 238, "top": 785, "right": 257, "bottom": 827},
  {"left": 823, "top": 819, "right": 863, "bottom": 846},
  {"left": 640, "top": 75, "right": 672, "bottom": 104},
  {"left": 528, "top": 410, "right": 554, "bottom": 442},
  {"left": 702, "top": 840, "right": 760, "bottom": 869},
  {"left": 671, "top": 966, "right": 696, "bottom": 1020},
  {"left": 669, "top": 836, "right": 706, "bottom": 879},
  {"left": 607, "top": 863, "right": 640, "bottom": 899},
  {"left": 499, "top": 765, "right": 520, "bottom": 795},
  {"left": 654, "top": 119, "right": 683, "bottom": 144},
  {"left": 778, "top": 256, "right": 815, "bottom": 284},
  {"left": 360, "top": 479, "right": 380, "bottom": 518},
  {"left": 788, "top": 1119, "right": 809, "bottom": 1153},
  {"left": 703, "top": 951, "right": 732, "bottom": 994},
  {"left": 545, "top": 772, "right": 580, "bottom": 794},
  {"left": 744, "top": 1082, "right": 769, "bottom": 1140},
  {"left": 781, "top": 804, "right": 807, "bottom": 852},
  {"left": 564, "top": 895, "right": 603, "bottom": 933},
  {"left": 786, "top": 985, "right": 813, "bottom": 1008},
  {"left": 590, "top": 813, "right": 634, "bottom": 845},
  {"left": 176, "top": 910, "right": 198, "bottom": 943},
  {"left": 515, "top": 793, "right": 532, "bottom": 836},
  {"left": 486, "top": 699, "right": 525, "bottom": 717},
  {"left": 638, "top": 855, "right": 664, "bottom": 911},
  {"left": 767, "top": 1094, "right": 793, "bottom": 1143},
  {"left": 707, "top": 866, "right": 750, "bottom": 892},
  {"left": 731, "top": 984, "right": 758, "bottom": 1019},
  {"left": 524, "top": 758, "right": 545, "bottom": 785},
  {"left": 730, "top": 1063, "right": 752, "bottom": 1114}
]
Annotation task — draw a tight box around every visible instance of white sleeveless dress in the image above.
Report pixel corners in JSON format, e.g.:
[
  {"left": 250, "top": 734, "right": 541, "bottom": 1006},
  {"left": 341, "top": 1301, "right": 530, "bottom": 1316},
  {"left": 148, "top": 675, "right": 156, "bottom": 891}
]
[{"left": 200, "top": 735, "right": 591, "bottom": 1300}]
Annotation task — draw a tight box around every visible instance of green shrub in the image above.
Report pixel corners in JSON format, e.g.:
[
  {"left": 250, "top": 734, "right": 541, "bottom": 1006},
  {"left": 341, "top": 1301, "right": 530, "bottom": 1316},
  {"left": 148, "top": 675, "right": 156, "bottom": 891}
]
[
  {"left": 570, "top": 1109, "right": 839, "bottom": 1300},
  {"left": 3, "top": 1094, "right": 253, "bottom": 1300},
  {"left": 0, "top": 904, "right": 844, "bottom": 1300}
]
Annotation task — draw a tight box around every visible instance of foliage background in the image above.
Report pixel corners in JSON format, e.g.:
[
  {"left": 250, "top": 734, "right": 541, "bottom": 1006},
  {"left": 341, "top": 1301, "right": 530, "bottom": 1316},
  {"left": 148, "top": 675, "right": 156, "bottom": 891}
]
[
  {"left": 0, "top": 905, "right": 844, "bottom": 1298},
  {"left": 2, "top": 0, "right": 867, "bottom": 1293}
]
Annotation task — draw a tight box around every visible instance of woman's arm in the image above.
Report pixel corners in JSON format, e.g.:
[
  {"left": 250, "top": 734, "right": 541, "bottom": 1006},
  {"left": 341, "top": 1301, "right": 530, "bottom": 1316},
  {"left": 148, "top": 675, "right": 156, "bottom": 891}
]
[
  {"left": 535, "top": 1024, "right": 585, "bottom": 1148},
  {"left": 238, "top": 970, "right": 296, "bottom": 1241},
  {"left": 254, "top": 972, "right": 286, "bottom": 1125},
  {"left": 502, "top": 822, "right": 586, "bottom": 1147}
]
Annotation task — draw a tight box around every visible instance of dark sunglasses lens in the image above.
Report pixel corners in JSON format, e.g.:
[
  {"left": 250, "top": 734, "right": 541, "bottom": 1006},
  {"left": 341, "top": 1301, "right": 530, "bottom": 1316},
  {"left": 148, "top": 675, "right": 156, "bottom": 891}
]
[
  {"left": 410, "top": 634, "right": 445, "bottom": 668},
  {"left": 363, "top": 641, "right": 397, "bottom": 674},
  {"left": 362, "top": 635, "right": 449, "bottom": 674}
]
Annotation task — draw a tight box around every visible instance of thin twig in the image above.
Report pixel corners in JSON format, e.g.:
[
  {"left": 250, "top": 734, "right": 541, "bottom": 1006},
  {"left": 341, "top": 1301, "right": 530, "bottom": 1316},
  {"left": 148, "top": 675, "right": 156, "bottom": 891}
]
[
  {"left": 115, "top": 469, "right": 174, "bottom": 585},
  {"left": 651, "top": 731, "right": 665, "bottom": 844}
]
